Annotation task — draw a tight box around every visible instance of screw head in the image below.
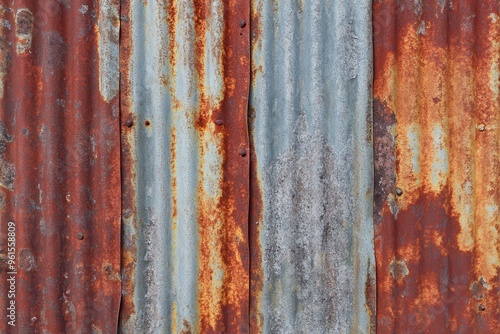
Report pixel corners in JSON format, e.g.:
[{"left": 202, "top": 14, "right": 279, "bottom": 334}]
[
  {"left": 239, "top": 148, "right": 247, "bottom": 157},
  {"left": 479, "top": 304, "right": 486, "bottom": 311},
  {"left": 77, "top": 232, "right": 84, "bottom": 240},
  {"left": 124, "top": 117, "right": 133, "bottom": 128},
  {"left": 239, "top": 20, "right": 246, "bottom": 28},
  {"left": 478, "top": 124, "right": 485, "bottom": 131},
  {"left": 395, "top": 188, "right": 403, "bottom": 196},
  {"left": 215, "top": 119, "right": 223, "bottom": 126}
]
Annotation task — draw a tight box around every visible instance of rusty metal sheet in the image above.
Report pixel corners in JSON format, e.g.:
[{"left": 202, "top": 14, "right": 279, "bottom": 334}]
[
  {"left": 374, "top": 0, "right": 500, "bottom": 332},
  {"left": 0, "top": 0, "right": 121, "bottom": 333},
  {"left": 119, "top": 0, "right": 250, "bottom": 332},
  {"left": 249, "top": 1, "right": 375, "bottom": 333}
]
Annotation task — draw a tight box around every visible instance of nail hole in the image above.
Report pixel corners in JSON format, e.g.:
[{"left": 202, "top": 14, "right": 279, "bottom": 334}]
[
  {"left": 239, "top": 148, "right": 247, "bottom": 157},
  {"left": 77, "top": 232, "right": 84, "bottom": 240},
  {"left": 145, "top": 120, "right": 151, "bottom": 126}
]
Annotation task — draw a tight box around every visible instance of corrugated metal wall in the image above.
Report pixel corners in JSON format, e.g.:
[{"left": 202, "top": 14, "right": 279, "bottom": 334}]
[
  {"left": 119, "top": 0, "right": 251, "bottom": 332},
  {"left": 0, "top": 1, "right": 121, "bottom": 333},
  {"left": 249, "top": 0, "right": 374, "bottom": 333},
  {"left": 3, "top": 0, "right": 500, "bottom": 332},
  {"left": 374, "top": 0, "right": 500, "bottom": 332}
]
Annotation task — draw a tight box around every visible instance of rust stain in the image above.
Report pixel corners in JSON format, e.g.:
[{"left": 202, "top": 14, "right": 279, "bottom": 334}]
[
  {"left": 375, "top": 0, "right": 500, "bottom": 332},
  {"left": 249, "top": 106, "right": 264, "bottom": 334},
  {"left": 0, "top": 122, "right": 14, "bottom": 191},
  {"left": 0, "top": 1, "right": 121, "bottom": 332},
  {"left": 119, "top": 0, "right": 138, "bottom": 329},
  {"left": 195, "top": 0, "right": 250, "bottom": 332}
]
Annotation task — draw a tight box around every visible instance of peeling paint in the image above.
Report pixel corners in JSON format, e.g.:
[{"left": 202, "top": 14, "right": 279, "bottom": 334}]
[
  {"left": 0, "top": 122, "right": 14, "bottom": 191},
  {"left": 389, "top": 259, "right": 409, "bottom": 280},
  {"left": 15, "top": 8, "right": 34, "bottom": 54},
  {"left": 98, "top": 0, "right": 119, "bottom": 102}
]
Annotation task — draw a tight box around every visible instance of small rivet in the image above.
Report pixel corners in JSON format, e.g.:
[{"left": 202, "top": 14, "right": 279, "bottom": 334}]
[
  {"left": 239, "top": 148, "right": 247, "bottom": 157},
  {"left": 77, "top": 232, "right": 84, "bottom": 240},
  {"left": 395, "top": 188, "right": 403, "bottom": 196},
  {"left": 239, "top": 20, "right": 246, "bottom": 28},
  {"left": 215, "top": 119, "right": 223, "bottom": 126},
  {"left": 478, "top": 124, "right": 485, "bottom": 131},
  {"left": 479, "top": 304, "right": 486, "bottom": 311},
  {"left": 124, "top": 117, "right": 133, "bottom": 128}
]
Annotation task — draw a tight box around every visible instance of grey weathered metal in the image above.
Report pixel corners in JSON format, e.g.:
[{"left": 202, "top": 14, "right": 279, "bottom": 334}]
[{"left": 249, "top": 0, "right": 375, "bottom": 333}]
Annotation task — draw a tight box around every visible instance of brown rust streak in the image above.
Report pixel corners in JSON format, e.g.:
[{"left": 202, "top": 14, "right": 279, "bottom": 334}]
[
  {"left": 218, "top": 1, "right": 250, "bottom": 332},
  {"left": 119, "top": 0, "right": 138, "bottom": 329},
  {"left": 374, "top": 0, "right": 500, "bottom": 332},
  {"left": 195, "top": 0, "right": 250, "bottom": 333},
  {"left": 249, "top": 106, "right": 263, "bottom": 333}
]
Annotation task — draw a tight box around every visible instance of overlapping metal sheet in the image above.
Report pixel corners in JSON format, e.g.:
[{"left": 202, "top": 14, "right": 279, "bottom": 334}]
[
  {"left": 119, "top": 0, "right": 251, "bottom": 332},
  {"left": 120, "top": 0, "right": 375, "bottom": 333},
  {"left": 249, "top": 1, "right": 375, "bottom": 333},
  {"left": 0, "top": 1, "right": 121, "bottom": 333},
  {"left": 374, "top": 0, "right": 500, "bottom": 332}
]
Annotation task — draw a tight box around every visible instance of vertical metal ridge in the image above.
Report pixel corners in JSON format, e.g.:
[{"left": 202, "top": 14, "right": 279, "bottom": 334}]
[
  {"left": 250, "top": 0, "right": 374, "bottom": 333},
  {"left": 374, "top": 0, "right": 500, "bottom": 332}
]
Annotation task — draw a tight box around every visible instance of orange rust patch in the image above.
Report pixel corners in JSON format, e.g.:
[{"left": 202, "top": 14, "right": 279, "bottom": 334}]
[{"left": 374, "top": 1, "right": 500, "bottom": 331}]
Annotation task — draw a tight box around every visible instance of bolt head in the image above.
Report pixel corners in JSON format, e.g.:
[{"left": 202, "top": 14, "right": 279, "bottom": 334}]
[{"left": 124, "top": 118, "right": 133, "bottom": 128}]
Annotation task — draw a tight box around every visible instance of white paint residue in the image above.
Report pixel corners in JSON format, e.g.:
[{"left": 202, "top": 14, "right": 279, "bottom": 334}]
[{"left": 98, "top": 1, "right": 119, "bottom": 102}]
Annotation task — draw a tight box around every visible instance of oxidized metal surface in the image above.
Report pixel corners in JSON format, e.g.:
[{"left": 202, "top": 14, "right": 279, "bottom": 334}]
[
  {"left": 374, "top": 0, "right": 500, "bottom": 332},
  {"left": 249, "top": 0, "right": 375, "bottom": 333},
  {"left": 0, "top": 0, "right": 121, "bottom": 333},
  {"left": 120, "top": 0, "right": 250, "bottom": 332}
]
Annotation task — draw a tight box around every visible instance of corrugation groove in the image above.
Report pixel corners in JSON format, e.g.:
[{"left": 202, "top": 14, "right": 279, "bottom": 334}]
[
  {"left": 374, "top": 0, "right": 500, "bottom": 332},
  {"left": 119, "top": 0, "right": 250, "bottom": 332},
  {"left": 249, "top": 0, "right": 375, "bottom": 333},
  {"left": 0, "top": 0, "right": 121, "bottom": 333}
]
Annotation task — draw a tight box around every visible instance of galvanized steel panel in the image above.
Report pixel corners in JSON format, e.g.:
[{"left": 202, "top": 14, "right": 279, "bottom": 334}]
[
  {"left": 0, "top": 0, "right": 121, "bottom": 332},
  {"left": 374, "top": 0, "right": 500, "bottom": 332},
  {"left": 249, "top": 1, "right": 375, "bottom": 333},
  {"left": 119, "top": 0, "right": 250, "bottom": 332}
]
